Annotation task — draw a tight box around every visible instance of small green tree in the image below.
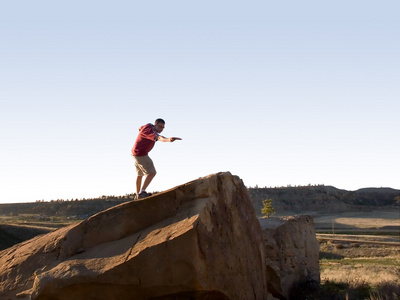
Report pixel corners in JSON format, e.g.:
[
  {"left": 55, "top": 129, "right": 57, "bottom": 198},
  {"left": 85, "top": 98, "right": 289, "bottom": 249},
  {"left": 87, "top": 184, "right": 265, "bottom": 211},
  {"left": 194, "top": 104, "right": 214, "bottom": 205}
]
[{"left": 261, "top": 199, "right": 275, "bottom": 218}]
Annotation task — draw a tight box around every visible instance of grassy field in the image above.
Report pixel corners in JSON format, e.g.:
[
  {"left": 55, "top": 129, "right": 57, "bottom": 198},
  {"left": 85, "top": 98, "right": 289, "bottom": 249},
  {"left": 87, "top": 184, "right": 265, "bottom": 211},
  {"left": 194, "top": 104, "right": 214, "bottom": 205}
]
[
  {"left": 312, "top": 237, "right": 400, "bottom": 300},
  {"left": 306, "top": 210, "right": 400, "bottom": 300},
  {"left": 312, "top": 210, "right": 399, "bottom": 234}
]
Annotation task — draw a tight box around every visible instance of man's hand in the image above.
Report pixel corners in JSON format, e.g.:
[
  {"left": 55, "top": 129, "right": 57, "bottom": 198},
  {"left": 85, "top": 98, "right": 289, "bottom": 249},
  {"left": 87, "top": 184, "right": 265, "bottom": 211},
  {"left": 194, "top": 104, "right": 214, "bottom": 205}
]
[{"left": 169, "top": 137, "right": 182, "bottom": 142}]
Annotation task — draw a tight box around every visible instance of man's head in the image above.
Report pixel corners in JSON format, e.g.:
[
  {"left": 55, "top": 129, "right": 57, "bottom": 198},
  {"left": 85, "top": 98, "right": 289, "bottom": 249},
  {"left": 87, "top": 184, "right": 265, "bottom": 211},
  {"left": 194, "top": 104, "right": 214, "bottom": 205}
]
[{"left": 154, "top": 118, "right": 165, "bottom": 133}]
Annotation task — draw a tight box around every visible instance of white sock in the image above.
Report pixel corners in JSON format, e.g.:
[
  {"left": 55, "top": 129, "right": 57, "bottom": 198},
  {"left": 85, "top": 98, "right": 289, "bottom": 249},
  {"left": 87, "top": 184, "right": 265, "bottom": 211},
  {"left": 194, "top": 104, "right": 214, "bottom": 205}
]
[{"left": 139, "top": 190, "right": 145, "bottom": 194}]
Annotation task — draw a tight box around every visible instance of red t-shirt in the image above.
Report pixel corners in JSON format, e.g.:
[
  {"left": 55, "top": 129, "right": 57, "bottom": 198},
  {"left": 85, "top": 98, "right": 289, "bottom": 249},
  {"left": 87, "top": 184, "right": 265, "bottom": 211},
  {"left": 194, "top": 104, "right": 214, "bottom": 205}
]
[{"left": 131, "top": 123, "right": 159, "bottom": 156}]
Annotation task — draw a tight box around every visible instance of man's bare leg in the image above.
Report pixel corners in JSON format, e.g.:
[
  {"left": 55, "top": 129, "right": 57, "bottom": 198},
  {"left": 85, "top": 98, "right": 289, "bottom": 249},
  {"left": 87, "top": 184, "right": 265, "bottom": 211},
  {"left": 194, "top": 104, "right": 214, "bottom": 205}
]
[
  {"left": 141, "top": 173, "right": 156, "bottom": 192},
  {"left": 136, "top": 175, "right": 143, "bottom": 198}
]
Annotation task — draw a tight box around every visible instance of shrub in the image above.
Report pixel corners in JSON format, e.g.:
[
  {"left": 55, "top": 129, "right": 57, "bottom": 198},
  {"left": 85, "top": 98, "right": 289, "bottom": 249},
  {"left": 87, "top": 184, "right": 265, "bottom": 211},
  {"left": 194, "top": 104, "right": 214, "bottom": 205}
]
[{"left": 261, "top": 199, "right": 275, "bottom": 218}]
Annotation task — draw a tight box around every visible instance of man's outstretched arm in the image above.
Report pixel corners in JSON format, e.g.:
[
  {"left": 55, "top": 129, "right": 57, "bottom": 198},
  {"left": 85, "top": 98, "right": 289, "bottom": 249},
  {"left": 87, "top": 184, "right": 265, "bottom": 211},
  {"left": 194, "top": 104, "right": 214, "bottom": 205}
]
[{"left": 158, "top": 136, "right": 182, "bottom": 142}]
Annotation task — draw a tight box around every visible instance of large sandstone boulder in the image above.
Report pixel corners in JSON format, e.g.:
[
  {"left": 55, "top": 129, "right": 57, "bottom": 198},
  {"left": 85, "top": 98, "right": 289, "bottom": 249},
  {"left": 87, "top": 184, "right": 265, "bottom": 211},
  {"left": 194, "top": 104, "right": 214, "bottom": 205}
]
[
  {"left": 259, "top": 216, "right": 320, "bottom": 299},
  {"left": 0, "top": 172, "right": 274, "bottom": 300}
]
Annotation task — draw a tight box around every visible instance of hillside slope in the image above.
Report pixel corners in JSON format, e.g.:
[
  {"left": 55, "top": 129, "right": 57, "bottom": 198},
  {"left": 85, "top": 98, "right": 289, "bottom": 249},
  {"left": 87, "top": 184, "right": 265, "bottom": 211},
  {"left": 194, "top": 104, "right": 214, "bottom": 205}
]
[{"left": 249, "top": 185, "right": 399, "bottom": 217}]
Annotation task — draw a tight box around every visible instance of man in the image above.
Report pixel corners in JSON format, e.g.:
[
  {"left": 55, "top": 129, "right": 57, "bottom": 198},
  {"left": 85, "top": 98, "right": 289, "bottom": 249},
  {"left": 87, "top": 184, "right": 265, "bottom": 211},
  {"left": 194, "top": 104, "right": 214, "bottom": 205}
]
[{"left": 131, "top": 118, "right": 182, "bottom": 199}]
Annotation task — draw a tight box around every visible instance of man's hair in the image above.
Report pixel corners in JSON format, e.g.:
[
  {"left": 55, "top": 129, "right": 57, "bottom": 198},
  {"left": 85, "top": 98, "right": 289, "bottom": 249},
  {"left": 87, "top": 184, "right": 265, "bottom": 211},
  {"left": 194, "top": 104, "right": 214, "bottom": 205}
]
[{"left": 155, "top": 118, "right": 165, "bottom": 124}]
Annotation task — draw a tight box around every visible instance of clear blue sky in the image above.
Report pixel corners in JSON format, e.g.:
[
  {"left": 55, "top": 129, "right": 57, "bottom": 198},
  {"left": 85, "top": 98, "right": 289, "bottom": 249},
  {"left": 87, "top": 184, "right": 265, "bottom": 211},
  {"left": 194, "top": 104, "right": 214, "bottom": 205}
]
[{"left": 1, "top": 1, "right": 399, "bottom": 203}]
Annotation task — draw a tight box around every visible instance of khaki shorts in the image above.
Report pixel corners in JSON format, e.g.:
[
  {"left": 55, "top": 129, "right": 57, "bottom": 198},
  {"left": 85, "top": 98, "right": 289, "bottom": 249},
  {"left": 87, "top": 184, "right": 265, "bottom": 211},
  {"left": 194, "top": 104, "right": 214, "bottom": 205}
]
[{"left": 132, "top": 155, "right": 156, "bottom": 176}]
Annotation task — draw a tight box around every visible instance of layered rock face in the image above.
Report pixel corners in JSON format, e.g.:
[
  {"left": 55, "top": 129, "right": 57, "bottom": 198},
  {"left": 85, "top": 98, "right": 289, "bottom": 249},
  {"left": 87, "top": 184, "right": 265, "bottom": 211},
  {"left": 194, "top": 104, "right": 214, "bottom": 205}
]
[
  {"left": 0, "top": 172, "right": 271, "bottom": 300},
  {"left": 260, "top": 216, "right": 320, "bottom": 299}
]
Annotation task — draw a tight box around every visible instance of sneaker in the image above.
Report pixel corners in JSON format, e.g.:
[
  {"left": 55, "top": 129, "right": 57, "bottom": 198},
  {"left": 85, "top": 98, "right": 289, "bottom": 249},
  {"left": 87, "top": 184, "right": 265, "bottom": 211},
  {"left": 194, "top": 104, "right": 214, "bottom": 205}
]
[{"left": 138, "top": 191, "right": 152, "bottom": 199}]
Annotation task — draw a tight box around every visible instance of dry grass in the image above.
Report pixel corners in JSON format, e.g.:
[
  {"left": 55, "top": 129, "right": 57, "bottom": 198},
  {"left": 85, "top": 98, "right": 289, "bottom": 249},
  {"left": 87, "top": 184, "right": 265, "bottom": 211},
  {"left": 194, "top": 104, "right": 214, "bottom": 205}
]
[
  {"left": 300, "top": 210, "right": 400, "bottom": 299},
  {"left": 320, "top": 259, "right": 399, "bottom": 285},
  {"left": 312, "top": 210, "right": 400, "bottom": 233},
  {"left": 312, "top": 237, "right": 400, "bottom": 300},
  {"left": 334, "top": 217, "right": 399, "bottom": 229}
]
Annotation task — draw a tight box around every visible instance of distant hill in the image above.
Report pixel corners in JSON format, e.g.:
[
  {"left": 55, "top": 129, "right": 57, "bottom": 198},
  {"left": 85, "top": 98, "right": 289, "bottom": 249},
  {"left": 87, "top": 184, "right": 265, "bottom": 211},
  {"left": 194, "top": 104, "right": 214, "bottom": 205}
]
[
  {"left": 355, "top": 187, "right": 399, "bottom": 193},
  {"left": 249, "top": 185, "right": 400, "bottom": 217}
]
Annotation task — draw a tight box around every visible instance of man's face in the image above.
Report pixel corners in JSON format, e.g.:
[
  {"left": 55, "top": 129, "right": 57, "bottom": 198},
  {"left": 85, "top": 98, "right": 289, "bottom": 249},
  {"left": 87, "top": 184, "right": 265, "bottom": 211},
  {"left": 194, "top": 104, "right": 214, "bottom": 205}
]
[{"left": 155, "top": 122, "right": 165, "bottom": 133}]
